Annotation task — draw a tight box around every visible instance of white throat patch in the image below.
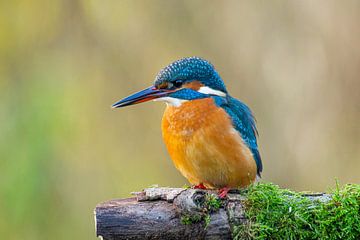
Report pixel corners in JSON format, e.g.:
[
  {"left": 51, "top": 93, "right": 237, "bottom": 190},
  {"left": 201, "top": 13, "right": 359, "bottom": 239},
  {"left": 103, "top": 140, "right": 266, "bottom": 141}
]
[
  {"left": 198, "top": 86, "right": 226, "bottom": 97},
  {"left": 153, "top": 97, "right": 188, "bottom": 107}
]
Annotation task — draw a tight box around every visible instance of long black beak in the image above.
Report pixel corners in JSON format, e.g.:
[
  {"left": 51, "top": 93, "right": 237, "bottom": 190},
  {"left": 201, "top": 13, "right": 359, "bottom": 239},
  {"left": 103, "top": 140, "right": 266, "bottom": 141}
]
[{"left": 112, "top": 86, "right": 171, "bottom": 108}]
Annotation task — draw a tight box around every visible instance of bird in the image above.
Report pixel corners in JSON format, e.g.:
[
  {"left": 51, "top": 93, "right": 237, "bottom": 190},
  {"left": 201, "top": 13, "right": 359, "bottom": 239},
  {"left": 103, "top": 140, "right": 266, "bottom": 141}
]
[{"left": 112, "top": 57, "right": 262, "bottom": 198}]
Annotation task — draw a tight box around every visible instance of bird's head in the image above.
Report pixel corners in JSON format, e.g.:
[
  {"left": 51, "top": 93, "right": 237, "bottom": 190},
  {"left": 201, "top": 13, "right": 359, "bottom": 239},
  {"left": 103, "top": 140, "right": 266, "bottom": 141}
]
[{"left": 112, "top": 57, "right": 228, "bottom": 108}]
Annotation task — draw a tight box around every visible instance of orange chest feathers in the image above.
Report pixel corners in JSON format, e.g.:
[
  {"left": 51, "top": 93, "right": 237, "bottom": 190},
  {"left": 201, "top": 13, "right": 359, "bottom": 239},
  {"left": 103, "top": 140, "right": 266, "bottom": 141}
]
[
  {"left": 162, "top": 98, "right": 224, "bottom": 138},
  {"left": 161, "top": 98, "right": 257, "bottom": 188}
]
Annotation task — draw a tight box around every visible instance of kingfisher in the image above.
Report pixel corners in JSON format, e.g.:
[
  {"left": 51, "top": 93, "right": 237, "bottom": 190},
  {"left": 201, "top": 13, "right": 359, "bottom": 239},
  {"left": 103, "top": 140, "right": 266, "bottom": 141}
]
[{"left": 112, "top": 57, "right": 262, "bottom": 198}]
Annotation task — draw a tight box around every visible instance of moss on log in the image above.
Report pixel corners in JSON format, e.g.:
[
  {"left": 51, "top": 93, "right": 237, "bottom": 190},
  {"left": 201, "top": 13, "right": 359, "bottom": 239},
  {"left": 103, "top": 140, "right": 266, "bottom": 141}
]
[{"left": 94, "top": 183, "right": 360, "bottom": 240}]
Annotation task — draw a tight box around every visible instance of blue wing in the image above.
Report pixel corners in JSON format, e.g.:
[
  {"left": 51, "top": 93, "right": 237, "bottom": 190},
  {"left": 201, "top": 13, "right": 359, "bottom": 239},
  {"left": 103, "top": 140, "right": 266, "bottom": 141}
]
[{"left": 212, "top": 96, "right": 263, "bottom": 176}]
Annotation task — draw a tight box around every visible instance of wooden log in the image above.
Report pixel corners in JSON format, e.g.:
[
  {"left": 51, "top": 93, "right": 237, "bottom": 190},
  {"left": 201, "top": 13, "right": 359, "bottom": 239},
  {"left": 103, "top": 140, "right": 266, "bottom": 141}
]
[{"left": 94, "top": 187, "right": 329, "bottom": 240}]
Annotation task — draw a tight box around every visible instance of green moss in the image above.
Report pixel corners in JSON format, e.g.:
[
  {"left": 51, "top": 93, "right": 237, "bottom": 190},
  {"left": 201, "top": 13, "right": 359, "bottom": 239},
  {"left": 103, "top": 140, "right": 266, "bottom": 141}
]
[
  {"left": 180, "top": 192, "right": 222, "bottom": 228},
  {"left": 204, "top": 193, "right": 222, "bottom": 212},
  {"left": 233, "top": 182, "right": 360, "bottom": 240},
  {"left": 181, "top": 214, "right": 203, "bottom": 225},
  {"left": 204, "top": 214, "right": 211, "bottom": 228}
]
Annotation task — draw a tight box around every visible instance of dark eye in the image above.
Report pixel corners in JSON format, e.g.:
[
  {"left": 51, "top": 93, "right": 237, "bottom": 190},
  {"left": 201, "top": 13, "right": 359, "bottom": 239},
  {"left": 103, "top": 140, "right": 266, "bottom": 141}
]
[{"left": 173, "top": 80, "right": 183, "bottom": 88}]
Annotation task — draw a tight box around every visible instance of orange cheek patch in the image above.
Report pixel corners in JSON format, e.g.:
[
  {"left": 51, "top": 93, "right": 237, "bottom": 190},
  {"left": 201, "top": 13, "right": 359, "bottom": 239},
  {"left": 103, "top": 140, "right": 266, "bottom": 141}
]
[{"left": 182, "top": 81, "right": 204, "bottom": 91}]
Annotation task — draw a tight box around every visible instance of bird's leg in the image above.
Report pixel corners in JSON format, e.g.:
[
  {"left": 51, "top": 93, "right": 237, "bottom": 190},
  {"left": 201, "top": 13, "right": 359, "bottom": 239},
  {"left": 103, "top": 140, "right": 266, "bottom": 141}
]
[
  {"left": 193, "top": 183, "right": 207, "bottom": 189},
  {"left": 218, "top": 187, "right": 231, "bottom": 198}
]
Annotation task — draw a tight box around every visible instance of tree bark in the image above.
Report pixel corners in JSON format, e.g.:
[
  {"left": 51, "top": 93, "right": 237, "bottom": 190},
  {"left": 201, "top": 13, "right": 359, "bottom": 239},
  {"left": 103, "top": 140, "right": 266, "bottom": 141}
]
[{"left": 94, "top": 187, "right": 329, "bottom": 240}]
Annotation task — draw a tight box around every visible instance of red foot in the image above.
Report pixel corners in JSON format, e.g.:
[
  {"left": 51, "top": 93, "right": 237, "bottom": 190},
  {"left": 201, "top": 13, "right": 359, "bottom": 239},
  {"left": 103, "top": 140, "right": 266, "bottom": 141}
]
[
  {"left": 193, "top": 183, "right": 207, "bottom": 189},
  {"left": 218, "top": 187, "right": 231, "bottom": 199}
]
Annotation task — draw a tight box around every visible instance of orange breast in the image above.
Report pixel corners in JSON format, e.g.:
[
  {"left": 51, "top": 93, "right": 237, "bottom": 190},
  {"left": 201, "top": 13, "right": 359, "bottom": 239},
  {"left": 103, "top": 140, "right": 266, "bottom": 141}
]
[{"left": 161, "top": 98, "right": 257, "bottom": 188}]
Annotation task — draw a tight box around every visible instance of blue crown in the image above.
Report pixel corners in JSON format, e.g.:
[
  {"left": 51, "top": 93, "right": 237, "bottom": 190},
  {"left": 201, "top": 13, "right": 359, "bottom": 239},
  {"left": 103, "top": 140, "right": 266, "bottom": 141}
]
[{"left": 154, "top": 57, "right": 227, "bottom": 93}]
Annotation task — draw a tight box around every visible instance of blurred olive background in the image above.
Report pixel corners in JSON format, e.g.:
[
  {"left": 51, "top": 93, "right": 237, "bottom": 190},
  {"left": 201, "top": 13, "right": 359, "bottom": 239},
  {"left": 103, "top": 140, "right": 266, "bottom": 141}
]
[{"left": 1, "top": 0, "right": 360, "bottom": 239}]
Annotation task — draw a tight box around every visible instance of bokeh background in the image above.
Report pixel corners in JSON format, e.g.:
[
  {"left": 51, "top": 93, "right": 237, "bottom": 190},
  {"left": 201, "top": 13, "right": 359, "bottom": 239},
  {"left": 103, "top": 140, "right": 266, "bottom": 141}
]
[{"left": 1, "top": 0, "right": 360, "bottom": 239}]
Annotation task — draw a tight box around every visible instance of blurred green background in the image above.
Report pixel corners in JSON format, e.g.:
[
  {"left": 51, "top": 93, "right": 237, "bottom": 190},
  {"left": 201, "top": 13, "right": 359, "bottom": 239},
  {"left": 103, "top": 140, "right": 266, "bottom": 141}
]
[{"left": 1, "top": 0, "right": 359, "bottom": 239}]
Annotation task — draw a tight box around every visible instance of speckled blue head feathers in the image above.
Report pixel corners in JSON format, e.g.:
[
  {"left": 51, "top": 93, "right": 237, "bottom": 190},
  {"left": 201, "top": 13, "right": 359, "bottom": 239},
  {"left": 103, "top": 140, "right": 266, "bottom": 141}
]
[{"left": 154, "top": 57, "right": 227, "bottom": 93}]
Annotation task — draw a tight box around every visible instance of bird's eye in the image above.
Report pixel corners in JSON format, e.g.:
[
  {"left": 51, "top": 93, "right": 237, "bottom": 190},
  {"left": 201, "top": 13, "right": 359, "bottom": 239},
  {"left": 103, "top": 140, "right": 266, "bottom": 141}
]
[
  {"left": 157, "top": 82, "right": 169, "bottom": 89},
  {"left": 173, "top": 80, "right": 183, "bottom": 88}
]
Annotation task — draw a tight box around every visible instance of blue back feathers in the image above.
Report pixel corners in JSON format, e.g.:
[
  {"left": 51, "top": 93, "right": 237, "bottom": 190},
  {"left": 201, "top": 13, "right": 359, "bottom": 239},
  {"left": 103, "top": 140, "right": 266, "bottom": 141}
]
[
  {"left": 217, "top": 96, "right": 262, "bottom": 176},
  {"left": 212, "top": 96, "right": 262, "bottom": 176}
]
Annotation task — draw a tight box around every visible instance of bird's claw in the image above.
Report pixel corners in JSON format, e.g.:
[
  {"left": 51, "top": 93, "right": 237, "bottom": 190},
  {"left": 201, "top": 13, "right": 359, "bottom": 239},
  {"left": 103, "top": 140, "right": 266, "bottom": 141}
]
[
  {"left": 218, "top": 187, "right": 230, "bottom": 199},
  {"left": 193, "top": 183, "right": 207, "bottom": 190}
]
